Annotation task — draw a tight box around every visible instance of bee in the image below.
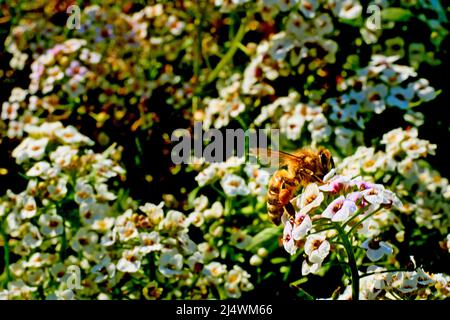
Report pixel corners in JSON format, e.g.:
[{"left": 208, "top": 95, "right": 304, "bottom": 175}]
[{"left": 251, "top": 147, "right": 335, "bottom": 225}]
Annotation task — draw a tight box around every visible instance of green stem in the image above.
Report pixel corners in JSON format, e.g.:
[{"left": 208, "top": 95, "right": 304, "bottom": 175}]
[
  {"left": 347, "top": 206, "right": 382, "bottom": 236},
  {"left": 206, "top": 14, "right": 249, "bottom": 84},
  {"left": 0, "top": 225, "right": 11, "bottom": 283},
  {"left": 335, "top": 223, "right": 359, "bottom": 301},
  {"left": 60, "top": 214, "right": 67, "bottom": 262},
  {"left": 359, "top": 269, "right": 407, "bottom": 279},
  {"left": 193, "top": 0, "right": 204, "bottom": 85}
]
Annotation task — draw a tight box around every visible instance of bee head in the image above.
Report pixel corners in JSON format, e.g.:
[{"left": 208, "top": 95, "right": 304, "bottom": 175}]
[{"left": 319, "top": 148, "right": 334, "bottom": 174}]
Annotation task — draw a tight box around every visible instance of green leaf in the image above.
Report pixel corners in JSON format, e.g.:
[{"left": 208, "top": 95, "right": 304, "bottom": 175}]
[
  {"left": 270, "top": 257, "right": 287, "bottom": 264},
  {"left": 187, "top": 186, "right": 202, "bottom": 209},
  {"left": 245, "top": 226, "right": 280, "bottom": 251},
  {"left": 381, "top": 8, "right": 413, "bottom": 22},
  {"left": 290, "top": 277, "right": 308, "bottom": 287}
]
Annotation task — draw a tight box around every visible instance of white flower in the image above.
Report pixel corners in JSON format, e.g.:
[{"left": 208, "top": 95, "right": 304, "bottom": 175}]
[
  {"left": 446, "top": 234, "right": 450, "bottom": 254},
  {"left": 193, "top": 195, "right": 209, "bottom": 212},
  {"left": 299, "top": 0, "right": 319, "bottom": 18},
  {"left": 296, "top": 183, "right": 324, "bottom": 215},
  {"left": 26, "top": 161, "right": 51, "bottom": 177},
  {"left": 203, "top": 262, "right": 227, "bottom": 283},
  {"left": 333, "top": 0, "right": 362, "bottom": 20},
  {"left": 101, "top": 230, "right": 116, "bottom": 247},
  {"left": 117, "top": 221, "right": 139, "bottom": 242},
  {"left": 19, "top": 195, "right": 37, "bottom": 219},
  {"left": 38, "top": 213, "right": 64, "bottom": 237},
  {"left": 304, "top": 234, "right": 330, "bottom": 264},
  {"left": 307, "top": 114, "right": 332, "bottom": 142},
  {"left": 286, "top": 13, "right": 306, "bottom": 38},
  {"left": 195, "top": 165, "right": 218, "bottom": 186},
  {"left": 1, "top": 101, "right": 20, "bottom": 120},
  {"left": 220, "top": 173, "right": 250, "bottom": 196},
  {"left": 7, "top": 120, "right": 23, "bottom": 139},
  {"left": 5, "top": 280, "right": 37, "bottom": 299},
  {"left": 95, "top": 183, "right": 117, "bottom": 201},
  {"left": 26, "top": 252, "right": 52, "bottom": 268},
  {"left": 168, "top": 15, "right": 185, "bottom": 35},
  {"left": 55, "top": 125, "right": 93, "bottom": 145},
  {"left": 50, "top": 146, "right": 78, "bottom": 168},
  {"left": 91, "top": 217, "right": 115, "bottom": 232},
  {"left": 74, "top": 182, "right": 95, "bottom": 205},
  {"left": 361, "top": 238, "right": 393, "bottom": 262},
  {"left": 160, "top": 210, "right": 186, "bottom": 231},
  {"left": 302, "top": 259, "right": 321, "bottom": 276},
  {"left": 392, "top": 271, "right": 418, "bottom": 294},
  {"left": 268, "top": 32, "right": 294, "bottom": 61},
  {"left": 70, "top": 228, "right": 98, "bottom": 252},
  {"left": 79, "top": 202, "right": 105, "bottom": 225},
  {"left": 80, "top": 48, "right": 102, "bottom": 64},
  {"left": 322, "top": 196, "right": 357, "bottom": 222},
  {"left": 409, "top": 78, "right": 435, "bottom": 102},
  {"left": 244, "top": 165, "right": 270, "bottom": 185},
  {"left": 186, "top": 210, "right": 204, "bottom": 227},
  {"left": 22, "top": 223, "right": 43, "bottom": 249},
  {"left": 139, "top": 201, "right": 164, "bottom": 225},
  {"left": 92, "top": 257, "right": 116, "bottom": 283},
  {"left": 230, "top": 230, "right": 252, "bottom": 249},
  {"left": 224, "top": 283, "right": 242, "bottom": 298},
  {"left": 292, "top": 213, "right": 312, "bottom": 240},
  {"left": 12, "top": 137, "right": 49, "bottom": 163},
  {"left": 281, "top": 113, "right": 305, "bottom": 140},
  {"left": 276, "top": 0, "right": 299, "bottom": 12},
  {"left": 139, "top": 232, "right": 162, "bottom": 254},
  {"left": 203, "top": 201, "right": 224, "bottom": 220},
  {"left": 198, "top": 242, "right": 219, "bottom": 260},
  {"left": 364, "top": 84, "right": 388, "bottom": 114},
  {"left": 158, "top": 249, "right": 183, "bottom": 277},
  {"left": 117, "top": 247, "right": 142, "bottom": 273}
]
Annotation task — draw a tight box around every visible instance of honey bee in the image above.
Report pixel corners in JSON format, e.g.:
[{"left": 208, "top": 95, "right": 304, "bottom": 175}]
[{"left": 251, "top": 147, "right": 335, "bottom": 225}]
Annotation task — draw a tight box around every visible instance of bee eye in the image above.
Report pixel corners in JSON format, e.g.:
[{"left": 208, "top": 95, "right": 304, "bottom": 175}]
[{"left": 330, "top": 156, "right": 335, "bottom": 169}]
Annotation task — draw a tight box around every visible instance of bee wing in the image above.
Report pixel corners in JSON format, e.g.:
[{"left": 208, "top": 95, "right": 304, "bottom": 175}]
[{"left": 249, "top": 148, "right": 302, "bottom": 168}]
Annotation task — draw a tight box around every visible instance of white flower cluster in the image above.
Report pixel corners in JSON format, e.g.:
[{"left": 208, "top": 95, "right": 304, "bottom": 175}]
[
  {"left": 335, "top": 266, "right": 450, "bottom": 300},
  {"left": 195, "top": 157, "right": 270, "bottom": 198},
  {"left": 338, "top": 127, "right": 449, "bottom": 232},
  {"left": 282, "top": 172, "right": 402, "bottom": 273},
  {"left": 0, "top": 122, "right": 253, "bottom": 300}
]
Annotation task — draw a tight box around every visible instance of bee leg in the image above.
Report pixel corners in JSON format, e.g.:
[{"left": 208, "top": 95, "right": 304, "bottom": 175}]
[
  {"left": 284, "top": 202, "right": 296, "bottom": 218},
  {"left": 301, "top": 168, "right": 324, "bottom": 184},
  {"left": 277, "top": 171, "right": 296, "bottom": 218}
]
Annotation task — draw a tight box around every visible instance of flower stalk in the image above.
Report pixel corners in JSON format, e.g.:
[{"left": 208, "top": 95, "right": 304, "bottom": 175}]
[
  {"left": 206, "top": 14, "right": 249, "bottom": 84},
  {"left": 0, "top": 225, "right": 11, "bottom": 283},
  {"left": 335, "top": 223, "right": 359, "bottom": 300}
]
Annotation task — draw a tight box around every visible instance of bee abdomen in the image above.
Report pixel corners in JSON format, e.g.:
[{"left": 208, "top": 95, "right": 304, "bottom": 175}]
[
  {"left": 267, "top": 174, "right": 284, "bottom": 225},
  {"left": 267, "top": 203, "right": 283, "bottom": 225}
]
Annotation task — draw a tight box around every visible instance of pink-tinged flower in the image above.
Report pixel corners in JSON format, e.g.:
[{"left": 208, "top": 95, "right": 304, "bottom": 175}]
[
  {"left": 350, "top": 177, "right": 379, "bottom": 191},
  {"left": 283, "top": 221, "right": 297, "bottom": 255},
  {"left": 346, "top": 191, "right": 370, "bottom": 209},
  {"left": 322, "top": 196, "right": 357, "bottom": 222},
  {"left": 361, "top": 239, "right": 393, "bottom": 262},
  {"left": 292, "top": 214, "right": 312, "bottom": 241},
  {"left": 65, "top": 60, "right": 88, "bottom": 78},
  {"left": 319, "top": 175, "right": 351, "bottom": 193}
]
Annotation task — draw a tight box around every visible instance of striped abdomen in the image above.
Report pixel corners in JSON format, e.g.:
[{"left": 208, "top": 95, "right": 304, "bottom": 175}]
[{"left": 267, "top": 171, "right": 301, "bottom": 225}]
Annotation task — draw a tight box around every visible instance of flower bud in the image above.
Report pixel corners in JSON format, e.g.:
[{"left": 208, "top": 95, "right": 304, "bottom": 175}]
[{"left": 250, "top": 254, "right": 263, "bottom": 266}]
